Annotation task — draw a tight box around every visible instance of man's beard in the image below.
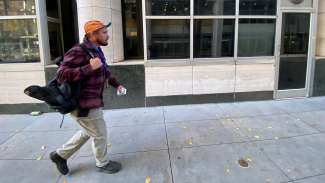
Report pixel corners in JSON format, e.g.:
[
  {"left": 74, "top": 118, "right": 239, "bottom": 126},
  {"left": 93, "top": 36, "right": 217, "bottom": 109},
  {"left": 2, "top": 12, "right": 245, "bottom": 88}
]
[{"left": 98, "top": 39, "right": 108, "bottom": 46}]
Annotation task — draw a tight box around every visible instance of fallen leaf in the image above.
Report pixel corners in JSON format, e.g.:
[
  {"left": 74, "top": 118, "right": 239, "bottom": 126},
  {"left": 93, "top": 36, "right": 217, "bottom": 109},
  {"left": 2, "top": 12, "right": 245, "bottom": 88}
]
[
  {"left": 107, "top": 143, "right": 112, "bottom": 148},
  {"left": 186, "top": 138, "right": 193, "bottom": 145},
  {"left": 145, "top": 176, "right": 151, "bottom": 183},
  {"left": 36, "top": 155, "right": 43, "bottom": 160},
  {"left": 226, "top": 118, "right": 232, "bottom": 122},
  {"left": 62, "top": 179, "right": 68, "bottom": 183},
  {"left": 225, "top": 168, "right": 230, "bottom": 174},
  {"left": 246, "top": 157, "right": 252, "bottom": 162},
  {"left": 254, "top": 135, "right": 260, "bottom": 139}
]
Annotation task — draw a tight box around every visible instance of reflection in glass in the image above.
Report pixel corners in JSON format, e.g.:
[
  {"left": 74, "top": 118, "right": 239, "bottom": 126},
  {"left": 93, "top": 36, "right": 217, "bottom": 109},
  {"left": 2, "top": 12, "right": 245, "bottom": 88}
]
[
  {"left": 147, "top": 20, "right": 190, "bottom": 59},
  {"left": 194, "top": 19, "right": 235, "bottom": 58},
  {"left": 239, "top": 0, "right": 276, "bottom": 15},
  {"left": 194, "top": 0, "right": 235, "bottom": 15},
  {"left": 282, "top": 13, "right": 310, "bottom": 55},
  {"left": 146, "top": 0, "right": 190, "bottom": 15},
  {"left": 46, "top": 0, "right": 59, "bottom": 18},
  {"left": 48, "top": 22, "right": 63, "bottom": 61},
  {"left": 0, "top": 0, "right": 36, "bottom": 16},
  {"left": 123, "top": 0, "right": 144, "bottom": 59},
  {"left": 0, "top": 19, "right": 40, "bottom": 63},
  {"left": 238, "top": 19, "right": 275, "bottom": 57}
]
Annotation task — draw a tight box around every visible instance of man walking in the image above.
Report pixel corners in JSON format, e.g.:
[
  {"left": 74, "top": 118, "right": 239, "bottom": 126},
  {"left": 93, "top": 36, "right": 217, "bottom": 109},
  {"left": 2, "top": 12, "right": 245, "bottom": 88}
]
[{"left": 49, "top": 20, "right": 124, "bottom": 175}]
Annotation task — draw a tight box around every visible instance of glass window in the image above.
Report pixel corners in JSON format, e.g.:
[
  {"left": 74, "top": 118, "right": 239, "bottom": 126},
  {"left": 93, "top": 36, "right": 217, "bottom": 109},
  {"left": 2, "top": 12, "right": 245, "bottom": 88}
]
[
  {"left": 194, "top": 0, "right": 236, "bottom": 15},
  {"left": 0, "top": 19, "right": 40, "bottom": 63},
  {"left": 143, "top": 0, "right": 278, "bottom": 60},
  {"left": 147, "top": 19, "right": 190, "bottom": 59},
  {"left": 194, "top": 19, "right": 235, "bottom": 58},
  {"left": 146, "top": 0, "right": 190, "bottom": 15},
  {"left": 46, "top": 0, "right": 59, "bottom": 18},
  {"left": 282, "top": 13, "right": 310, "bottom": 55},
  {"left": 122, "top": 0, "right": 144, "bottom": 59},
  {"left": 238, "top": 19, "right": 275, "bottom": 57},
  {"left": 239, "top": 0, "right": 276, "bottom": 15},
  {"left": 48, "top": 22, "right": 63, "bottom": 61},
  {"left": 0, "top": 0, "right": 36, "bottom": 16}
]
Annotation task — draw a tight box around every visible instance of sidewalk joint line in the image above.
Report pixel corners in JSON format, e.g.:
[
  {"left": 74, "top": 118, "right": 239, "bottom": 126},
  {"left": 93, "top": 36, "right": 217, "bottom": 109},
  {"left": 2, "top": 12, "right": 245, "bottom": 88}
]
[{"left": 163, "top": 108, "right": 175, "bottom": 183}]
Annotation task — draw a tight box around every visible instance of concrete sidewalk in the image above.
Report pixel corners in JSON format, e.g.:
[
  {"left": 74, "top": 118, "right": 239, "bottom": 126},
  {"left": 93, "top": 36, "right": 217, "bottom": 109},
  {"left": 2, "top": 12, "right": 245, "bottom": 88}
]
[{"left": 0, "top": 97, "right": 325, "bottom": 183}]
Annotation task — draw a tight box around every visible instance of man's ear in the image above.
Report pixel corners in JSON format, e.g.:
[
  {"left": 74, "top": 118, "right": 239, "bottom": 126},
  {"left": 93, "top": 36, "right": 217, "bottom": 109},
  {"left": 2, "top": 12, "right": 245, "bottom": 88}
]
[
  {"left": 87, "top": 32, "right": 96, "bottom": 42},
  {"left": 92, "top": 31, "right": 99, "bottom": 41}
]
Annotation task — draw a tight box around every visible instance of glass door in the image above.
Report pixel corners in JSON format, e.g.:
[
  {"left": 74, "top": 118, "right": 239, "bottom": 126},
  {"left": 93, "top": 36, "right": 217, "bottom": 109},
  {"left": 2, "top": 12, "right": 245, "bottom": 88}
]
[
  {"left": 122, "top": 0, "right": 144, "bottom": 59},
  {"left": 276, "top": 12, "right": 311, "bottom": 98}
]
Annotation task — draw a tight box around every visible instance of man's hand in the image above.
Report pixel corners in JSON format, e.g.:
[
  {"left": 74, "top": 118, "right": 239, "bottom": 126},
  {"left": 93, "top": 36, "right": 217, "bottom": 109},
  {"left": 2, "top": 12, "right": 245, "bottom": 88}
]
[{"left": 90, "top": 57, "right": 103, "bottom": 70}]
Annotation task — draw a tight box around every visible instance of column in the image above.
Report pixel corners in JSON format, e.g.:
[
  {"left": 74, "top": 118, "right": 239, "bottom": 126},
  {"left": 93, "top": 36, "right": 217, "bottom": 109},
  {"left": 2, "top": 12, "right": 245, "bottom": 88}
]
[{"left": 317, "top": 0, "right": 325, "bottom": 57}]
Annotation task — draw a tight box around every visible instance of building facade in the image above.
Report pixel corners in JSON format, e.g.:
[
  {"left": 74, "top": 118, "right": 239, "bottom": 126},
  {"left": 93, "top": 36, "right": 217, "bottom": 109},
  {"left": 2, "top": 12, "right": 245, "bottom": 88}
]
[{"left": 0, "top": 0, "right": 324, "bottom": 113}]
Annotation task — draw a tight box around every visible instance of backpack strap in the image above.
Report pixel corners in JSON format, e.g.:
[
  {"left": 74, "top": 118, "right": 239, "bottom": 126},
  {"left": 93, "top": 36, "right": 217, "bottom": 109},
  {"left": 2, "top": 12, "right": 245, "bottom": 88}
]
[
  {"left": 59, "top": 115, "right": 65, "bottom": 128},
  {"left": 79, "top": 43, "right": 95, "bottom": 59}
]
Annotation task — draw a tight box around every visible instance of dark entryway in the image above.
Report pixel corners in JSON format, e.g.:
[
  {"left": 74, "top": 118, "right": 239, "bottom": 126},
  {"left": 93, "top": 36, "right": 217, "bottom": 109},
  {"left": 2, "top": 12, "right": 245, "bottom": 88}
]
[
  {"left": 122, "top": 0, "right": 144, "bottom": 59},
  {"left": 46, "top": 0, "right": 79, "bottom": 63}
]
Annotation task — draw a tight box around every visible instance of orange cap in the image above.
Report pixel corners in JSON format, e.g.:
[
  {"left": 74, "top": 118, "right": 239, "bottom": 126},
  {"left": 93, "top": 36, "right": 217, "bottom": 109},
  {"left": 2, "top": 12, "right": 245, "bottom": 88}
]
[{"left": 84, "top": 20, "right": 111, "bottom": 34}]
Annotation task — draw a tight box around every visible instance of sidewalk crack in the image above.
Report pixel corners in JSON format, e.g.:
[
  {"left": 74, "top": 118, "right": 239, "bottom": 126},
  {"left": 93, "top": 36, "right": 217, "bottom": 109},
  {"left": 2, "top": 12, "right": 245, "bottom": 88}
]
[{"left": 163, "top": 107, "right": 175, "bottom": 183}]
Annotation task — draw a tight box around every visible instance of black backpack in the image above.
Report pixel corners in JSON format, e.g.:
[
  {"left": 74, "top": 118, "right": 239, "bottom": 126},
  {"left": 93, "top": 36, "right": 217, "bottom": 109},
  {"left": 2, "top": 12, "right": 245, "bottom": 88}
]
[{"left": 24, "top": 44, "right": 95, "bottom": 126}]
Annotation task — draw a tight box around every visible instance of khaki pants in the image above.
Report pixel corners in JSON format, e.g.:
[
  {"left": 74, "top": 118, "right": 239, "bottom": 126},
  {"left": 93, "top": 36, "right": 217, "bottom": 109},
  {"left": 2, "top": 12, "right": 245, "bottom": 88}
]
[{"left": 56, "top": 108, "right": 109, "bottom": 167}]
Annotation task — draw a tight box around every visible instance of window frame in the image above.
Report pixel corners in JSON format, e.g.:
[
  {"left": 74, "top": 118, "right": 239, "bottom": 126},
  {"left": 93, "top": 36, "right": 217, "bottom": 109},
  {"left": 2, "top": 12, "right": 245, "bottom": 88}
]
[{"left": 142, "top": 0, "right": 278, "bottom": 63}]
